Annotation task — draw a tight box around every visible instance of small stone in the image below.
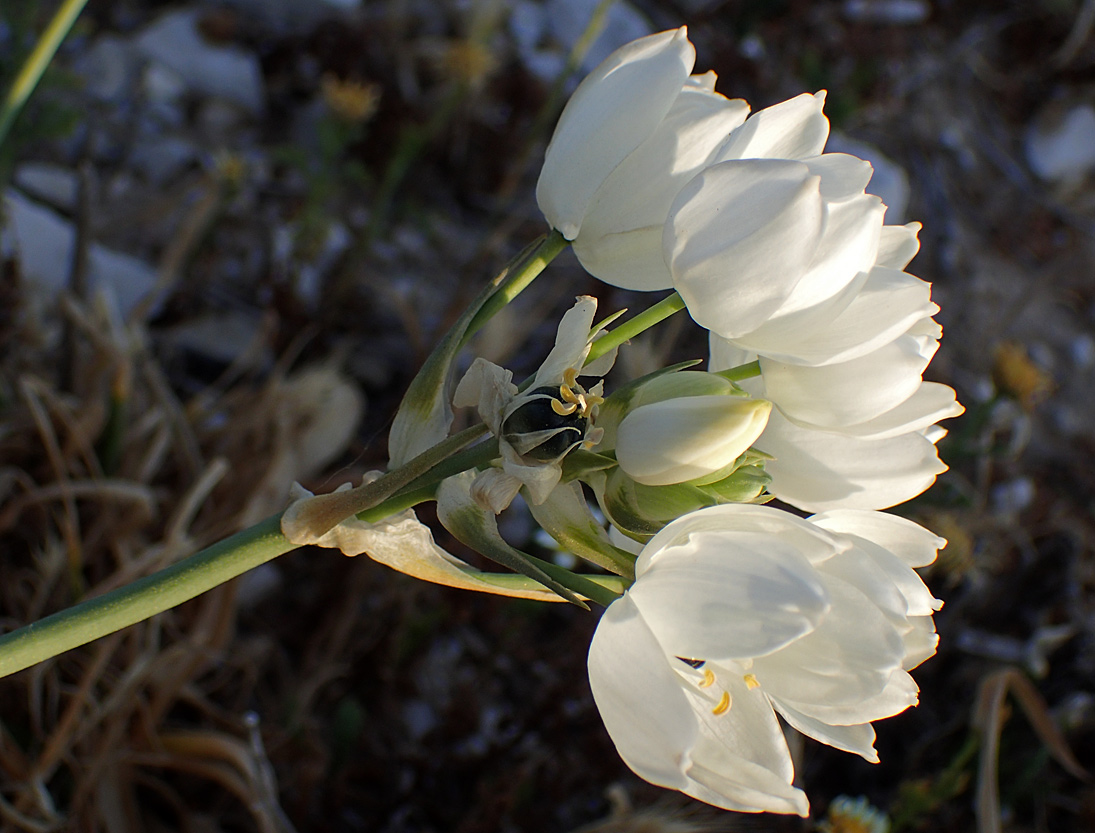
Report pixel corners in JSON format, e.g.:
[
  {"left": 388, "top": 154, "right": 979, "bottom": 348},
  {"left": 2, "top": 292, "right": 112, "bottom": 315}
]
[
  {"left": 134, "top": 9, "right": 265, "bottom": 114},
  {"left": 74, "top": 34, "right": 139, "bottom": 102},
  {"left": 1026, "top": 103, "right": 1095, "bottom": 184},
  {"left": 2, "top": 189, "right": 158, "bottom": 317},
  {"left": 14, "top": 163, "right": 80, "bottom": 212},
  {"left": 843, "top": 0, "right": 930, "bottom": 25}
]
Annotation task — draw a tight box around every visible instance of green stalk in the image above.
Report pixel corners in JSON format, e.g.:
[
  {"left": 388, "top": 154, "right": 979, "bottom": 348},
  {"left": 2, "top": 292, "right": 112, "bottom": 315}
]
[
  {"left": 462, "top": 229, "right": 568, "bottom": 343},
  {"left": 585, "top": 292, "right": 687, "bottom": 365},
  {"left": 0, "top": 0, "right": 89, "bottom": 148},
  {"left": 0, "top": 514, "right": 294, "bottom": 680},
  {"left": 715, "top": 359, "right": 762, "bottom": 382}
]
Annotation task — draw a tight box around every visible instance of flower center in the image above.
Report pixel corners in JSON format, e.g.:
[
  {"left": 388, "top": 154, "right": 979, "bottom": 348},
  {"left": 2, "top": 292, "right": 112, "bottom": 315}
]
[{"left": 676, "top": 658, "right": 762, "bottom": 715}]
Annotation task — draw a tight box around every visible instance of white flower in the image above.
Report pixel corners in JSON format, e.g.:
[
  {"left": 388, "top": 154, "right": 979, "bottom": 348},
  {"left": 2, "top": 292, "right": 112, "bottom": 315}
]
[
  {"left": 614, "top": 394, "right": 772, "bottom": 486},
  {"left": 707, "top": 224, "right": 964, "bottom": 512},
  {"left": 453, "top": 296, "right": 615, "bottom": 512},
  {"left": 666, "top": 146, "right": 885, "bottom": 340},
  {"left": 588, "top": 504, "right": 943, "bottom": 815},
  {"left": 559, "top": 68, "right": 751, "bottom": 291}
]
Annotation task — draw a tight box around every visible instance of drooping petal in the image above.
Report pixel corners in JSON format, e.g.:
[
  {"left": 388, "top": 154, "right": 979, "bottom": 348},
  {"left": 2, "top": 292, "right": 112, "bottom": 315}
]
[
  {"left": 536, "top": 28, "right": 695, "bottom": 240},
  {"left": 283, "top": 483, "right": 564, "bottom": 601},
  {"left": 831, "top": 381, "right": 964, "bottom": 440},
  {"left": 752, "top": 575, "right": 916, "bottom": 723},
  {"left": 808, "top": 508, "right": 947, "bottom": 568},
  {"left": 759, "top": 331, "right": 937, "bottom": 428},
  {"left": 628, "top": 529, "right": 830, "bottom": 662},
  {"left": 588, "top": 597, "right": 699, "bottom": 788},
  {"left": 667, "top": 158, "right": 825, "bottom": 338},
  {"left": 733, "top": 266, "right": 937, "bottom": 367},
  {"left": 713, "top": 91, "right": 829, "bottom": 163},
  {"left": 770, "top": 699, "right": 880, "bottom": 763},
  {"left": 758, "top": 409, "right": 948, "bottom": 512}
]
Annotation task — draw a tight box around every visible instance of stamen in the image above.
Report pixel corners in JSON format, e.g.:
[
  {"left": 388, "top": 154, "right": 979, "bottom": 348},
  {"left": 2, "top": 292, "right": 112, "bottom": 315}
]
[
  {"left": 559, "top": 384, "right": 581, "bottom": 405},
  {"left": 712, "top": 691, "right": 732, "bottom": 715},
  {"left": 550, "top": 398, "right": 578, "bottom": 416},
  {"left": 563, "top": 367, "right": 579, "bottom": 388},
  {"left": 698, "top": 668, "right": 716, "bottom": 689},
  {"left": 744, "top": 673, "right": 760, "bottom": 690}
]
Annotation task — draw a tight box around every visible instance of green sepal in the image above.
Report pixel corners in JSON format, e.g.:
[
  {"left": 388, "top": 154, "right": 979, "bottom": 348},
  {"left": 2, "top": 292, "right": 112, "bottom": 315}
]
[
  {"left": 436, "top": 473, "right": 586, "bottom": 607},
  {"left": 699, "top": 465, "right": 772, "bottom": 504},
  {"left": 597, "top": 468, "right": 717, "bottom": 538},
  {"left": 560, "top": 449, "right": 618, "bottom": 481},
  {"left": 526, "top": 481, "right": 636, "bottom": 579},
  {"left": 687, "top": 447, "right": 773, "bottom": 487}
]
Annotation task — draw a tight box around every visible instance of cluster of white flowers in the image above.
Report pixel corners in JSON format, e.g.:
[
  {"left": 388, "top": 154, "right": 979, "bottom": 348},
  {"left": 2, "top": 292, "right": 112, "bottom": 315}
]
[
  {"left": 528, "top": 27, "right": 961, "bottom": 816},
  {"left": 289, "top": 25, "right": 961, "bottom": 820}
]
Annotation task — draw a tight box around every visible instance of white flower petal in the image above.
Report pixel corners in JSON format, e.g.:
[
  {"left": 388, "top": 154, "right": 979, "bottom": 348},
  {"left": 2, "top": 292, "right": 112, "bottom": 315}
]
[
  {"left": 536, "top": 29, "right": 695, "bottom": 239},
  {"left": 808, "top": 509, "right": 947, "bottom": 568},
  {"left": 759, "top": 408, "right": 948, "bottom": 512},
  {"left": 771, "top": 699, "right": 879, "bottom": 762},
  {"left": 804, "top": 153, "right": 875, "bottom": 202},
  {"left": 736, "top": 266, "right": 938, "bottom": 367},
  {"left": 532, "top": 295, "right": 599, "bottom": 386},
  {"left": 776, "top": 666, "right": 920, "bottom": 726},
  {"left": 572, "top": 224, "right": 671, "bottom": 291},
  {"left": 684, "top": 667, "right": 809, "bottom": 815},
  {"left": 577, "top": 84, "right": 751, "bottom": 243},
  {"left": 629, "top": 529, "right": 829, "bottom": 661},
  {"left": 760, "top": 332, "right": 937, "bottom": 428},
  {"left": 667, "top": 158, "right": 825, "bottom": 338},
  {"left": 769, "top": 194, "right": 884, "bottom": 317},
  {"left": 588, "top": 597, "right": 698, "bottom": 789},
  {"left": 753, "top": 576, "right": 914, "bottom": 723},
  {"left": 714, "top": 91, "right": 829, "bottom": 163},
  {"left": 832, "top": 381, "right": 964, "bottom": 440},
  {"left": 876, "top": 221, "right": 922, "bottom": 269}
]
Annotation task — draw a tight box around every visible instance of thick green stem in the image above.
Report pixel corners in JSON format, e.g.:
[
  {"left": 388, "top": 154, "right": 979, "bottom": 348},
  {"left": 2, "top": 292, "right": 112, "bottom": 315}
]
[
  {"left": 0, "top": 514, "right": 294, "bottom": 679},
  {"left": 586, "top": 292, "right": 687, "bottom": 365},
  {"left": 0, "top": 0, "right": 90, "bottom": 148}
]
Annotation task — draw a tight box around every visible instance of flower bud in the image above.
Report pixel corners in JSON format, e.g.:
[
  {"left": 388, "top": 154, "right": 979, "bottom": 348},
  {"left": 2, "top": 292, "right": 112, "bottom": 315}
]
[{"left": 615, "top": 395, "right": 772, "bottom": 486}]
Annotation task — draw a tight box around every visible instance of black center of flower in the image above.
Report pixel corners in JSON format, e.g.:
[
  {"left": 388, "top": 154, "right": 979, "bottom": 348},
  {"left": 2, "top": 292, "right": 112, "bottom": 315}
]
[
  {"left": 502, "top": 386, "right": 587, "bottom": 462},
  {"left": 677, "top": 657, "right": 706, "bottom": 669}
]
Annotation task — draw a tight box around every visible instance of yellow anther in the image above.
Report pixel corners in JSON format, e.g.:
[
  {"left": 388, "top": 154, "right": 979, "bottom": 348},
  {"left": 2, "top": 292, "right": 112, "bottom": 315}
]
[
  {"left": 699, "top": 668, "right": 716, "bottom": 689},
  {"left": 550, "top": 398, "right": 578, "bottom": 416},
  {"left": 712, "top": 691, "right": 732, "bottom": 715},
  {"left": 559, "top": 384, "right": 581, "bottom": 405},
  {"left": 744, "top": 673, "right": 760, "bottom": 690},
  {"left": 563, "top": 367, "right": 579, "bottom": 388},
  {"left": 583, "top": 391, "right": 604, "bottom": 408}
]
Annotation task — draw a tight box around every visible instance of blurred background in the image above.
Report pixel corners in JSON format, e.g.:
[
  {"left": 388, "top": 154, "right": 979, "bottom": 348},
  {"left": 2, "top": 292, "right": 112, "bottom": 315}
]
[{"left": 1, "top": 0, "right": 1094, "bottom": 830}]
